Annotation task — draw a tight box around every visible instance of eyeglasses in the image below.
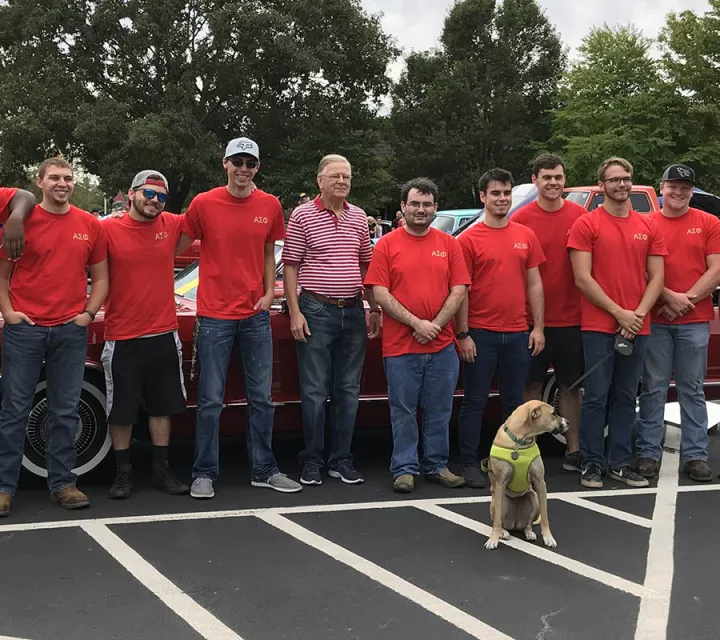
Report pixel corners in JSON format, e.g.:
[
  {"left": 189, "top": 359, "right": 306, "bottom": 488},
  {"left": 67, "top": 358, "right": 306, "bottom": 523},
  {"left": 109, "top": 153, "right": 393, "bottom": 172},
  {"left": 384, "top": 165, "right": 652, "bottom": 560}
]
[
  {"left": 142, "top": 188, "right": 168, "bottom": 203},
  {"left": 325, "top": 174, "right": 352, "bottom": 182},
  {"left": 229, "top": 158, "right": 258, "bottom": 169},
  {"left": 404, "top": 202, "right": 436, "bottom": 210},
  {"left": 603, "top": 177, "right": 633, "bottom": 185}
]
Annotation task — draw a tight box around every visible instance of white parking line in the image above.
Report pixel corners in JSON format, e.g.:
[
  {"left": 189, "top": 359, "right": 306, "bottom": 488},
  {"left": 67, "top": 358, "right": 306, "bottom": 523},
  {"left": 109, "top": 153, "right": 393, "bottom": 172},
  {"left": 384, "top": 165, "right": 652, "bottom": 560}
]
[
  {"left": 81, "top": 522, "right": 245, "bottom": 640},
  {"left": 258, "top": 512, "right": 516, "bottom": 640},
  {"left": 556, "top": 496, "right": 653, "bottom": 528},
  {"left": 634, "top": 427, "right": 682, "bottom": 640},
  {"left": 414, "top": 503, "right": 648, "bottom": 598}
]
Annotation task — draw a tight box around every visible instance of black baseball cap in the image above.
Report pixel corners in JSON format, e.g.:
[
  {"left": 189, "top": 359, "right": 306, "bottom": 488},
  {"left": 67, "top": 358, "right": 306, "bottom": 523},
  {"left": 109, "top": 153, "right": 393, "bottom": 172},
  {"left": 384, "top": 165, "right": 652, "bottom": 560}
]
[{"left": 661, "top": 164, "right": 696, "bottom": 185}]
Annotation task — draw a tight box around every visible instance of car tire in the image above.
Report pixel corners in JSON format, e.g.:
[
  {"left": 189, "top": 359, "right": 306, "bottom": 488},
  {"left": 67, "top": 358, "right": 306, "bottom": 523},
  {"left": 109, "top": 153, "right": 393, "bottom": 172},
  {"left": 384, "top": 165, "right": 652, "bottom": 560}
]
[{"left": 21, "top": 369, "right": 111, "bottom": 478}]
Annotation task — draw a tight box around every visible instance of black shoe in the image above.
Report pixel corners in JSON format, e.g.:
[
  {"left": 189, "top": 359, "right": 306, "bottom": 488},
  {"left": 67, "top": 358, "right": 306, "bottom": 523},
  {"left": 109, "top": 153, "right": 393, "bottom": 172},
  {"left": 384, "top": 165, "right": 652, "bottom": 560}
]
[
  {"left": 580, "top": 464, "right": 603, "bottom": 489},
  {"left": 463, "top": 466, "right": 487, "bottom": 489},
  {"left": 609, "top": 466, "right": 649, "bottom": 488},
  {"left": 563, "top": 450, "right": 581, "bottom": 472},
  {"left": 684, "top": 460, "right": 713, "bottom": 483},
  {"left": 635, "top": 457, "right": 659, "bottom": 478},
  {"left": 328, "top": 461, "right": 364, "bottom": 484},
  {"left": 152, "top": 463, "right": 190, "bottom": 495},
  {"left": 300, "top": 464, "right": 323, "bottom": 486},
  {"left": 109, "top": 465, "right": 133, "bottom": 499}
]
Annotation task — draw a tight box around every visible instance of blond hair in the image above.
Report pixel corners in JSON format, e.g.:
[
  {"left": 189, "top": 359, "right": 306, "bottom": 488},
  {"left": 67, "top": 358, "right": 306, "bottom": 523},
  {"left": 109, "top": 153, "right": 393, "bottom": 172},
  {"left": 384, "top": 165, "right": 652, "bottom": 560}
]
[
  {"left": 598, "top": 157, "right": 633, "bottom": 182},
  {"left": 318, "top": 154, "right": 352, "bottom": 176}
]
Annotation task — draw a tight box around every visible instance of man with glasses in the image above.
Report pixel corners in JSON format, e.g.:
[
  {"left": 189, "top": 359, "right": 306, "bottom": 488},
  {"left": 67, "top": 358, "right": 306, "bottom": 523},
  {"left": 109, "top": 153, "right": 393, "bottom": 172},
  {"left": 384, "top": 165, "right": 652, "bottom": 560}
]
[
  {"left": 366, "top": 178, "right": 469, "bottom": 493},
  {"left": 568, "top": 157, "right": 667, "bottom": 489},
  {"left": 101, "top": 171, "right": 189, "bottom": 499},
  {"left": 176, "top": 137, "right": 302, "bottom": 498},
  {"left": 636, "top": 165, "right": 720, "bottom": 482},
  {"left": 283, "top": 154, "right": 381, "bottom": 486}
]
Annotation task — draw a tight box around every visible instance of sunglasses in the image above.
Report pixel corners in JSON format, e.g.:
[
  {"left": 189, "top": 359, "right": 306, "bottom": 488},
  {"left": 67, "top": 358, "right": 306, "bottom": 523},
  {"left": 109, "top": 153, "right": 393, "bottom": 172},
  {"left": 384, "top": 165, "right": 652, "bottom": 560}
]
[
  {"left": 229, "top": 158, "right": 258, "bottom": 169},
  {"left": 142, "top": 188, "right": 168, "bottom": 203}
]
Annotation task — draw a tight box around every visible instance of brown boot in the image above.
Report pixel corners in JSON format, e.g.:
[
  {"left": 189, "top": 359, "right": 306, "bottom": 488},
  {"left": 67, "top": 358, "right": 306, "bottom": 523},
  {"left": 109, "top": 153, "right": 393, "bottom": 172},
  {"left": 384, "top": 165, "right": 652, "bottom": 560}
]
[
  {"left": 51, "top": 486, "right": 90, "bottom": 510},
  {"left": 684, "top": 460, "right": 713, "bottom": 483},
  {"left": 0, "top": 491, "right": 11, "bottom": 517}
]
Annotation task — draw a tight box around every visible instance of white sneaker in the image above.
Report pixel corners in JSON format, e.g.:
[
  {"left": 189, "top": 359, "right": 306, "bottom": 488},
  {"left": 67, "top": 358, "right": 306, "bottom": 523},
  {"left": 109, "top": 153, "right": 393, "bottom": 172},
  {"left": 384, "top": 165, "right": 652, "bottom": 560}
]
[{"left": 190, "top": 477, "right": 215, "bottom": 499}]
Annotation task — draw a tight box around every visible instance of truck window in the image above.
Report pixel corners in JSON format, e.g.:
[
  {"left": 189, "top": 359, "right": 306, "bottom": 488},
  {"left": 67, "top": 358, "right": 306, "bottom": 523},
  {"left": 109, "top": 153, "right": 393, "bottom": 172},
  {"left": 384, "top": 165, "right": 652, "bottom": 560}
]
[
  {"left": 629, "top": 193, "right": 652, "bottom": 213},
  {"left": 563, "top": 191, "right": 591, "bottom": 207}
]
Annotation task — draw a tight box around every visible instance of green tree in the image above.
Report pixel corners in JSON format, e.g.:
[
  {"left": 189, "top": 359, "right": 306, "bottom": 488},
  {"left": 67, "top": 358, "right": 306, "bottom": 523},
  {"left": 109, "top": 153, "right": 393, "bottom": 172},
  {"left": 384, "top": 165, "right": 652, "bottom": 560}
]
[
  {"left": 390, "top": 0, "right": 565, "bottom": 208},
  {"left": 0, "top": 0, "right": 397, "bottom": 212},
  {"left": 661, "top": 1, "right": 720, "bottom": 192},
  {"left": 548, "top": 25, "right": 688, "bottom": 186}
]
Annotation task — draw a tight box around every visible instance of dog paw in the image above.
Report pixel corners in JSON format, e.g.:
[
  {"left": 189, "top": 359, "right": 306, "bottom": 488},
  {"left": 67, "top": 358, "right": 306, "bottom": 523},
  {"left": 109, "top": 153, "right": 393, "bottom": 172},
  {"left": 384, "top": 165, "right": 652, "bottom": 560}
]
[
  {"left": 485, "top": 537, "right": 500, "bottom": 550},
  {"left": 501, "top": 529, "right": 510, "bottom": 540},
  {"left": 543, "top": 534, "right": 557, "bottom": 548},
  {"left": 525, "top": 530, "right": 537, "bottom": 542}
]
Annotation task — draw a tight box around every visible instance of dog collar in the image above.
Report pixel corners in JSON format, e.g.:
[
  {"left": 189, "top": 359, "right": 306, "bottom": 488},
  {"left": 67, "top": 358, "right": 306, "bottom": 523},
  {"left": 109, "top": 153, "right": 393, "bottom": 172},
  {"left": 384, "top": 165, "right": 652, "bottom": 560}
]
[{"left": 502, "top": 424, "right": 535, "bottom": 449}]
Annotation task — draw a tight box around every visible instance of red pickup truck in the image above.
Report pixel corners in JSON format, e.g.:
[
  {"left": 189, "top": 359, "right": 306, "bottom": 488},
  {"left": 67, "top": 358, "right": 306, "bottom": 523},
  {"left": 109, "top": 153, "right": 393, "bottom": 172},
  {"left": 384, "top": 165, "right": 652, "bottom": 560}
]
[{"left": 563, "top": 185, "right": 661, "bottom": 213}]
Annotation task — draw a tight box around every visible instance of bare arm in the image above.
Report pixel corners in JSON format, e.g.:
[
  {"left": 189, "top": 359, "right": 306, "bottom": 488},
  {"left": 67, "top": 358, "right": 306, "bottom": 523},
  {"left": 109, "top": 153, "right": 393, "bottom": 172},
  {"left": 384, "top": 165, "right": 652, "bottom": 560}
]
[
  {"left": 687, "top": 254, "right": 720, "bottom": 301},
  {"left": 262, "top": 243, "right": 275, "bottom": 299},
  {"left": 86, "top": 259, "right": 109, "bottom": 314},
  {"left": 635, "top": 255, "right": 664, "bottom": 316},
  {"left": 175, "top": 232, "right": 195, "bottom": 256},
  {"left": 569, "top": 250, "right": 621, "bottom": 317},
  {"left": 526, "top": 267, "right": 544, "bottom": 331},
  {"left": 360, "top": 263, "right": 380, "bottom": 312},
  {"left": 3, "top": 189, "right": 36, "bottom": 260},
  {"left": 373, "top": 286, "right": 421, "bottom": 328},
  {"left": 432, "top": 285, "right": 467, "bottom": 328},
  {"left": 454, "top": 293, "right": 469, "bottom": 332},
  {"left": 284, "top": 264, "right": 301, "bottom": 316}
]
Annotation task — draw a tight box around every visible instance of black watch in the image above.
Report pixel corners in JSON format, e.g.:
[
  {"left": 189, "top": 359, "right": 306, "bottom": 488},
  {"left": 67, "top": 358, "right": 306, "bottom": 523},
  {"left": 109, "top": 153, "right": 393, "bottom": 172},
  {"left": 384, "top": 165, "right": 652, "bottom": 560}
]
[
  {"left": 84, "top": 309, "right": 96, "bottom": 321},
  {"left": 456, "top": 331, "right": 470, "bottom": 340}
]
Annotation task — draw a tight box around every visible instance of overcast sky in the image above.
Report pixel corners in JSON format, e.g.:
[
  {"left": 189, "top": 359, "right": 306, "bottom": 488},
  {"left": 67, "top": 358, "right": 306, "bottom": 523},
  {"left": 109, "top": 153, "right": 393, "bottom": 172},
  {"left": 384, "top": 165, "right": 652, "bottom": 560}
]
[{"left": 361, "top": 0, "right": 712, "bottom": 79}]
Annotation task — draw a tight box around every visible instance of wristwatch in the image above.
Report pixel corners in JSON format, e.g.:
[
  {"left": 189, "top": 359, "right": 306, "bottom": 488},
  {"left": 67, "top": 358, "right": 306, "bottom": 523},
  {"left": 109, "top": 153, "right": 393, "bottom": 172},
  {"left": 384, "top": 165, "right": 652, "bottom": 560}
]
[
  {"left": 84, "top": 309, "right": 96, "bottom": 321},
  {"left": 456, "top": 331, "right": 470, "bottom": 340}
]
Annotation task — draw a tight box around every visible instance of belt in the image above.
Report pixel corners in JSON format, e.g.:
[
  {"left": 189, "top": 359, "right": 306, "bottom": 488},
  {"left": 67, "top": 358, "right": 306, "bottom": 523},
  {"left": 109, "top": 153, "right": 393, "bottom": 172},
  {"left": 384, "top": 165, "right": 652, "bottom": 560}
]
[{"left": 302, "top": 289, "right": 362, "bottom": 308}]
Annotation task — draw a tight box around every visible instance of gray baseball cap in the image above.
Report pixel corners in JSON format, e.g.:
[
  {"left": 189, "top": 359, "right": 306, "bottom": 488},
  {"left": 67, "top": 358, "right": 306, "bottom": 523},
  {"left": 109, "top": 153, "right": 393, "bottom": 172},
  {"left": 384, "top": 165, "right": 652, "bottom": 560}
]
[
  {"left": 661, "top": 164, "right": 696, "bottom": 185},
  {"left": 224, "top": 137, "right": 260, "bottom": 160},
  {"left": 131, "top": 170, "right": 169, "bottom": 190}
]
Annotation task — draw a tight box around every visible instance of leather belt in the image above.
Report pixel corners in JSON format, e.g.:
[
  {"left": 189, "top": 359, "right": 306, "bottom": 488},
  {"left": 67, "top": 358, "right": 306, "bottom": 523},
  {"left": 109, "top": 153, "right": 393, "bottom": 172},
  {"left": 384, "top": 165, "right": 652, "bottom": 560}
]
[{"left": 302, "top": 289, "right": 362, "bottom": 308}]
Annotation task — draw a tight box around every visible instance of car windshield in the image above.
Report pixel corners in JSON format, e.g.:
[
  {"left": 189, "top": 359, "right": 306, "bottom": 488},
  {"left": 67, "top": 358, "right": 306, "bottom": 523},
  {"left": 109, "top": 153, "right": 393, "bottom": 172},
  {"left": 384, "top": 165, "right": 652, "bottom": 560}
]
[
  {"left": 430, "top": 215, "right": 456, "bottom": 234},
  {"left": 564, "top": 191, "right": 590, "bottom": 206}
]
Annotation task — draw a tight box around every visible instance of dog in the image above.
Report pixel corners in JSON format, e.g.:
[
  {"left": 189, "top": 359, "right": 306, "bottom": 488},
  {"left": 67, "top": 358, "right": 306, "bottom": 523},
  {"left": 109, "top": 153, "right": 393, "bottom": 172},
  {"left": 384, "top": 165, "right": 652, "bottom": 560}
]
[{"left": 484, "top": 400, "right": 569, "bottom": 550}]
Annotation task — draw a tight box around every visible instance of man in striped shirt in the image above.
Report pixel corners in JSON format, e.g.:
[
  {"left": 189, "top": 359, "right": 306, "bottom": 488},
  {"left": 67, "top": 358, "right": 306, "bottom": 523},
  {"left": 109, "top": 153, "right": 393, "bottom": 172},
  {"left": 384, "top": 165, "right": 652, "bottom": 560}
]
[{"left": 283, "top": 154, "right": 381, "bottom": 486}]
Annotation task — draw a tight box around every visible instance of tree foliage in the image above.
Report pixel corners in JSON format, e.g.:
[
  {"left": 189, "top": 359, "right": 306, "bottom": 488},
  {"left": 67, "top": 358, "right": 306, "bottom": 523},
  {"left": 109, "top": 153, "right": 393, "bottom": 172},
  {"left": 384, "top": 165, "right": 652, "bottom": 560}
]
[
  {"left": 389, "top": 0, "right": 565, "bottom": 208},
  {"left": 0, "top": 0, "right": 397, "bottom": 211}
]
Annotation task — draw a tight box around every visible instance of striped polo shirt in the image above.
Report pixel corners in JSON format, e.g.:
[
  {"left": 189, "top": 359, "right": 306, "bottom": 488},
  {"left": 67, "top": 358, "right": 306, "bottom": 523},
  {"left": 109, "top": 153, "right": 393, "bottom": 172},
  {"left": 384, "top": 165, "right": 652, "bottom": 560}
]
[{"left": 282, "top": 196, "right": 373, "bottom": 297}]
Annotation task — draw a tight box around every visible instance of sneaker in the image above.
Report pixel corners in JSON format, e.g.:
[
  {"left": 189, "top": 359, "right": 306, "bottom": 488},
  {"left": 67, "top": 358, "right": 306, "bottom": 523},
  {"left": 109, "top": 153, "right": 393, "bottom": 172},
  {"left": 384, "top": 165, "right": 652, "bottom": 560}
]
[
  {"left": 252, "top": 472, "right": 303, "bottom": 493},
  {"left": 426, "top": 468, "right": 466, "bottom": 488},
  {"left": 563, "top": 450, "right": 581, "bottom": 472},
  {"left": 328, "top": 461, "right": 364, "bottom": 484},
  {"left": 581, "top": 464, "right": 604, "bottom": 489},
  {"left": 463, "top": 466, "right": 487, "bottom": 489},
  {"left": 684, "top": 460, "right": 713, "bottom": 483},
  {"left": 609, "top": 466, "right": 649, "bottom": 488},
  {"left": 393, "top": 474, "right": 415, "bottom": 493},
  {"left": 635, "top": 457, "right": 659, "bottom": 478},
  {"left": 0, "top": 491, "right": 11, "bottom": 517},
  {"left": 190, "top": 477, "right": 215, "bottom": 499},
  {"left": 300, "top": 464, "right": 323, "bottom": 486},
  {"left": 51, "top": 486, "right": 90, "bottom": 509},
  {"left": 109, "top": 465, "right": 133, "bottom": 499},
  {"left": 152, "top": 463, "right": 190, "bottom": 495}
]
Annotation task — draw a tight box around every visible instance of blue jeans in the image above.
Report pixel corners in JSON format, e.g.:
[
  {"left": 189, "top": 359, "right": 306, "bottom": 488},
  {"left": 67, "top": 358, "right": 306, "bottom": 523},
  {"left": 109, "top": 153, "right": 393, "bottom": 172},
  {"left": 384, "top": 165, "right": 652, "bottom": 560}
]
[
  {"left": 385, "top": 344, "right": 459, "bottom": 478},
  {"left": 0, "top": 321, "right": 87, "bottom": 495},
  {"left": 193, "top": 313, "right": 277, "bottom": 482},
  {"left": 580, "top": 331, "right": 648, "bottom": 471},
  {"left": 459, "top": 329, "right": 532, "bottom": 468},
  {"left": 637, "top": 322, "right": 709, "bottom": 462},
  {"left": 296, "top": 293, "right": 366, "bottom": 467}
]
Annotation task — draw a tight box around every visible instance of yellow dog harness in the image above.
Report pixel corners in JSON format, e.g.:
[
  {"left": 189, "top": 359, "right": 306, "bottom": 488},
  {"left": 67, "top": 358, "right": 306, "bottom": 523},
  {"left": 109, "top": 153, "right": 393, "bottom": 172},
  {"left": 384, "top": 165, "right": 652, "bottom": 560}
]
[{"left": 489, "top": 443, "right": 541, "bottom": 494}]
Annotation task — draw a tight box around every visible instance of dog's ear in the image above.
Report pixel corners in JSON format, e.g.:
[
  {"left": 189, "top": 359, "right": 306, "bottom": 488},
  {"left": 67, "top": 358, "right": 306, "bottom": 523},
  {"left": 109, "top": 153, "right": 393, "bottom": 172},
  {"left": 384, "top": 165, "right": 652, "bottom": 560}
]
[{"left": 530, "top": 406, "right": 541, "bottom": 421}]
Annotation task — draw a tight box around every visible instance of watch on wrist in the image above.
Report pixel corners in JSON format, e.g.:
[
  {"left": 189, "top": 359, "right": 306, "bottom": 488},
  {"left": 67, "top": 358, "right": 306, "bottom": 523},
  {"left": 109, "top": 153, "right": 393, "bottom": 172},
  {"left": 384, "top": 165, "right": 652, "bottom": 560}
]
[
  {"left": 456, "top": 331, "right": 470, "bottom": 340},
  {"left": 84, "top": 309, "right": 96, "bottom": 321}
]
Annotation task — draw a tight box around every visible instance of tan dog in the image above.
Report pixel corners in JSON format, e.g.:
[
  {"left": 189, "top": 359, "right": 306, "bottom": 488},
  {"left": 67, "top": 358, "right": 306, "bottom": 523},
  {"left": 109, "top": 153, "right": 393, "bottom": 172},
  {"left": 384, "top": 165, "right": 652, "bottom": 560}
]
[{"left": 485, "top": 400, "right": 569, "bottom": 550}]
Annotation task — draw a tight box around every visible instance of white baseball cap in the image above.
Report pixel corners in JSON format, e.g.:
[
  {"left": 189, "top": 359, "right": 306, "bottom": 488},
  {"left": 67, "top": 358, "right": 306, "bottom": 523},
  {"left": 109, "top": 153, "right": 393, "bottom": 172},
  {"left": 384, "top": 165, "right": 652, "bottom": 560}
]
[{"left": 224, "top": 137, "right": 260, "bottom": 160}]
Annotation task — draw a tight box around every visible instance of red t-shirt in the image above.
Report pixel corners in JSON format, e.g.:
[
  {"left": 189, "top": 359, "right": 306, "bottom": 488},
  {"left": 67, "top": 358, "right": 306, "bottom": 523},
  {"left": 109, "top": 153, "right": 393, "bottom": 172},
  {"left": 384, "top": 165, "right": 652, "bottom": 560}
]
[
  {"left": 512, "top": 199, "right": 586, "bottom": 327},
  {"left": 182, "top": 187, "right": 285, "bottom": 319},
  {"left": 458, "top": 221, "right": 545, "bottom": 332},
  {"left": 567, "top": 207, "right": 668, "bottom": 335},
  {"left": 365, "top": 227, "right": 471, "bottom": 357},
  {"left": 0, "top": 187, "right": 18, "bottom": 226},
  {"left": 103, "top": 212, "right": 185, "bottom": 340},
  {"left": 1, "top": 205, "right": 107, "bottom": 326},
  {"left": 650, "top": 208, "right": 720, "bottom": 325}
]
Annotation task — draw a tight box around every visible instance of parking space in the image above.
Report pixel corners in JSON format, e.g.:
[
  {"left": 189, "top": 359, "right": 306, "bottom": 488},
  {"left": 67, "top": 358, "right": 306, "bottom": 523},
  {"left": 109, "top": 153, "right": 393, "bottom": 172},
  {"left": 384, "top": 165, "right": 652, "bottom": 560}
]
[{"left": 2, "top": 428, "right": 720, "bottom": 640}]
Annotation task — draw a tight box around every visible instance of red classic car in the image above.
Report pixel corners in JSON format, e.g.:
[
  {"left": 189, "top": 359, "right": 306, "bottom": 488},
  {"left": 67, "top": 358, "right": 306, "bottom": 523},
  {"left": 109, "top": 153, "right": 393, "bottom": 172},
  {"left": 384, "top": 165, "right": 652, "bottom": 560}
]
[{"left": 12, "top": 236, "right": 720, "bottom": 478}]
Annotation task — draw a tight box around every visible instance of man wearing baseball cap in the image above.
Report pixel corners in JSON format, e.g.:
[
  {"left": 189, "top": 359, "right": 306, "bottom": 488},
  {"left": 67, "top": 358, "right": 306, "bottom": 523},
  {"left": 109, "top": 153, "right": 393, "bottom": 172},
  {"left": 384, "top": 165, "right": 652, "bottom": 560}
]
[
  {"left": 101, "top": 170, "right": 189, "bottom": 498},
  {"left": 636, "top": 164, "right": 720, "bottom": 482},
  {"left": 175, "top": 137, "right": 302, "bottom": 498}
]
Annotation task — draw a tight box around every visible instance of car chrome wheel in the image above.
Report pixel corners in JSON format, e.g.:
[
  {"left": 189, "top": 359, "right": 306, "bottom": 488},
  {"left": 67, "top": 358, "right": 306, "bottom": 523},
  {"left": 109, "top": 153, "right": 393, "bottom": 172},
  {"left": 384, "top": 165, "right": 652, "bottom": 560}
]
[{"left": 21, "top": 372, "right": 111, "bottom": 477}]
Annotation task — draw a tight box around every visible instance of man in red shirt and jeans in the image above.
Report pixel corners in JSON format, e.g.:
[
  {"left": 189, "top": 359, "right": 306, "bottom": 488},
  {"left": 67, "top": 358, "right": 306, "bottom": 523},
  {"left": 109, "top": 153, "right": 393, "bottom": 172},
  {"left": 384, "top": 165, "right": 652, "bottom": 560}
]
[
  {"left": 102, "top": 170, "right": 189, "bottom": 499},
  {"left": 456, "top": 168, "right": 546, "bottom": 489},
  {"left": 366, "top": 178, "right": 470, "bottom": 493},
  {"left": 568, "top": 157, "right": 667, "bottom": 489},
  {"left": 0, "top": 158, "right": 108, "bottom": 516},
  {"left": 513, "top": 154, "right": 586, "bottom": 471},
  {"left": 177, "top": 137, "right": 302, "bottom": 498},
  {"left": 636, "top": 165, "right": 720, "bottom": 482}
]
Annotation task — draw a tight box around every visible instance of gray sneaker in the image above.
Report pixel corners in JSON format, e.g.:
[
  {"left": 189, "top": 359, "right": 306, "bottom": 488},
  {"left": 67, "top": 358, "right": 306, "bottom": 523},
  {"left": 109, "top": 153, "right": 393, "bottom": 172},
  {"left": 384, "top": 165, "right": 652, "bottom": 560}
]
[
  {"left": 252, "top": 473, "right": 303, "bottom": 493},
  {"left": 190, "top": 477, "right": 215, "bottom": 499}
]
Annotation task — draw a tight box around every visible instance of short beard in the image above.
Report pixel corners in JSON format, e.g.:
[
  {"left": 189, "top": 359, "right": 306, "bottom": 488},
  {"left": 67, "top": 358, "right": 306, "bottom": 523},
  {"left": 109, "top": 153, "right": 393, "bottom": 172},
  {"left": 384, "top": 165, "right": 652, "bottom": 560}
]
[{"left": 132, "top": 194, "right": 162, "bottom": 219}]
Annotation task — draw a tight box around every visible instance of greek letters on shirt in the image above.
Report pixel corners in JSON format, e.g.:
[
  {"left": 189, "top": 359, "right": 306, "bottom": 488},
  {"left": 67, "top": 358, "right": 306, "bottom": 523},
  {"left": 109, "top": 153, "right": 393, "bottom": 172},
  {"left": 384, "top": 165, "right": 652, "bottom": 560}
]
[
  {"left": 431, "top": 250, "right": 447, "bottom": 258},
  {"left": 73, "top": 233, "right": 89, "bottom": 241}
]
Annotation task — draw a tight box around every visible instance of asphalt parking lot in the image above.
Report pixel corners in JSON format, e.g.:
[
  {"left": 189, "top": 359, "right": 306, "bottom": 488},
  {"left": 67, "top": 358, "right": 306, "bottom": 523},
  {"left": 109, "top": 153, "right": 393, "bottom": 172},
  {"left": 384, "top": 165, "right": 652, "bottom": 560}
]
[{"left": 1, "top": 426, "right": 720, "bottom": 640}]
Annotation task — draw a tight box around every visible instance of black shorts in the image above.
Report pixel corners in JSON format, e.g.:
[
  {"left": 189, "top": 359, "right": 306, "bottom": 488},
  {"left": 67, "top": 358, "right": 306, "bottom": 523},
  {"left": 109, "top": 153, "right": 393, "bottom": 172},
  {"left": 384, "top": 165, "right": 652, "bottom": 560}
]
[
  {"left": 102, "top": 331, "right": 186, "bottom": 425},
  {"left": 527, "top": 326, "right": 584, "bottom": 388}
]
